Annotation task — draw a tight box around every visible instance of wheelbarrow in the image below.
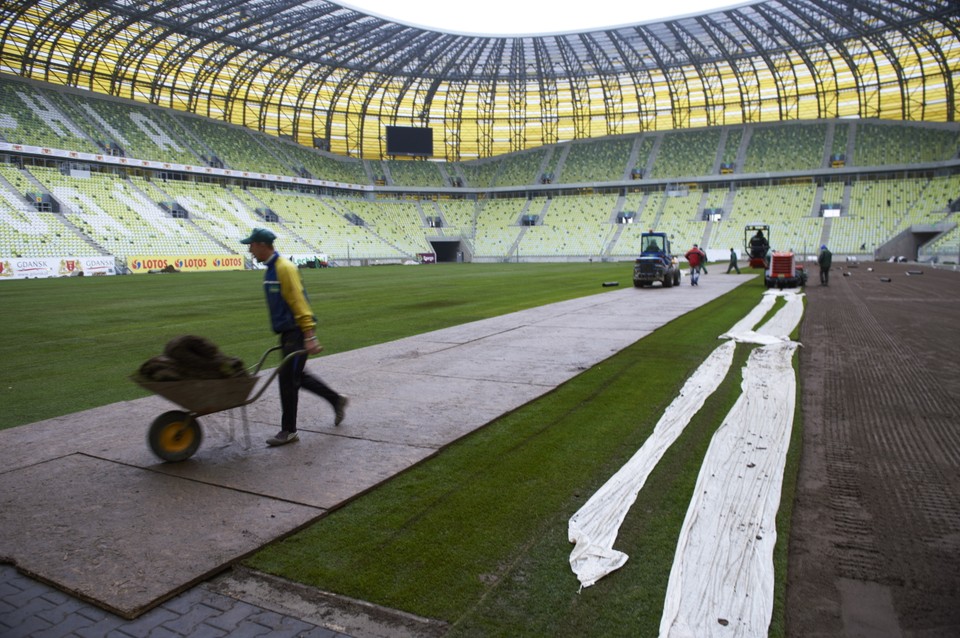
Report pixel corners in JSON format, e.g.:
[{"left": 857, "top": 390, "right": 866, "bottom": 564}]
[{"left": 132, "top": 346, "right": 305, "bottom": 462}]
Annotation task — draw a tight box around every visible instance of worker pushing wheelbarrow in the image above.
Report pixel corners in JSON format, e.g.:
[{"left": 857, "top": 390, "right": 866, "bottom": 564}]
[{"left": 132, "top": 337, "right": 305, "bottom": 462}]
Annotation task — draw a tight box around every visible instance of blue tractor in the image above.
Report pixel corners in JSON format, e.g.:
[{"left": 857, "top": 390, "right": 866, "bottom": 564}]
[{"left": 633, "top": 232, "right": 680, "bottom": 288}]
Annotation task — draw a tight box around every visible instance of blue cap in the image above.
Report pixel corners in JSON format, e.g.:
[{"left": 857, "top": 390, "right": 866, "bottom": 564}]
[
  {"left": 240, "top": 228, "right": 277, "bottom": 244},
  {"left": 821, "top": 244, "right": 827, "bottom": 250}
]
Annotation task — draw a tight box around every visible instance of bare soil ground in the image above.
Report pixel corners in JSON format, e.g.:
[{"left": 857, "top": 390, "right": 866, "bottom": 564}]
[{"left": 789, "top": 261, "right": 960, "bottom": 637}]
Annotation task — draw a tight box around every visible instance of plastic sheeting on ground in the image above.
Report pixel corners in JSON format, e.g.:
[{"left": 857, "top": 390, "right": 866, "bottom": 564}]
[
  {"left": 568, "top": 340, "right": 736, "bottom": 589},
  {"left": 568, "top": 289, "right": 804, "bottom": 635},
  {"left": 659, "top": 340, "right": 798, "bottom": 637}
]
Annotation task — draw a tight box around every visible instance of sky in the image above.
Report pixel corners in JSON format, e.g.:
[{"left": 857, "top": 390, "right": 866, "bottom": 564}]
[{"left": 340, "top": 0, "right": 752, "bottom": 35}]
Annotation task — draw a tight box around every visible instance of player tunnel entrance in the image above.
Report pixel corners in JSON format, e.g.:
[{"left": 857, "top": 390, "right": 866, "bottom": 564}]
[{"left": 429, "top": 240, "right": 467, "bottom": 263}]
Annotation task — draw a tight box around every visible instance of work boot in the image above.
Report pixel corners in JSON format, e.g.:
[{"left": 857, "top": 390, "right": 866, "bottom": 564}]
[{"left": 266, "top": 430, "right": 299, "bottom": 446}]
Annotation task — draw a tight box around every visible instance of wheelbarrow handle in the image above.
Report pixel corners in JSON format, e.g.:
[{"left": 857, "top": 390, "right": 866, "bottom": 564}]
[
  {"left": 249, "top": 345, "right": 284, "bottom": 375},
  {"left": 244, "top": 348, "right": 310, "bottom": 405}
]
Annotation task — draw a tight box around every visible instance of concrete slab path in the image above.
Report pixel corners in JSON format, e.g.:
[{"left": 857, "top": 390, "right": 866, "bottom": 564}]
[{"left": 0, "top": 276, "right": 751, "bottom": 620}]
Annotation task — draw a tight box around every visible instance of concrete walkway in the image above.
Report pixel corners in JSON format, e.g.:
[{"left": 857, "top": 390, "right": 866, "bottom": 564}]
[{"left": 0, "top": 276, "right": 751, "bottom": 630}]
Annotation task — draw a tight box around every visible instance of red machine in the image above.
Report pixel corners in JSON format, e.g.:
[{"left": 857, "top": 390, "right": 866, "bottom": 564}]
[
  {"left": 744, "top": 224, "right": 770, "bottom": 269},
  {"left": 765, "top": 251, "right": 807, "bottom": 288}
]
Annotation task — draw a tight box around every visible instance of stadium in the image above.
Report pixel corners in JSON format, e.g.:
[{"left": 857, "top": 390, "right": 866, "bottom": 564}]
[{"left": 1, "top": 1, "right": 959, "bottom": 636}]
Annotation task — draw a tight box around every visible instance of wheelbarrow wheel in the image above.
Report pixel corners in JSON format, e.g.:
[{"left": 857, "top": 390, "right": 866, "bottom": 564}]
[{"left": 148, "top": 411, "right": 201, "bottom": 462}]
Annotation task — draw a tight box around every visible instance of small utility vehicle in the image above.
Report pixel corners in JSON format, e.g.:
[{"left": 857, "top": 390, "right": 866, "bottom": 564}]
[{"left": 633, "top": 232, "right": 680, "bottom": 288}]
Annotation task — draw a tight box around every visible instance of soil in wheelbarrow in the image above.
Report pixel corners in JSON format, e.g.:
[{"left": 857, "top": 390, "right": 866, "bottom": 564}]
[
  {"left": 133, "top": 375, "right": 260, "bottom": 415},
  {"left": 788, "top": 262, "right": 960, "bottom": 636}
]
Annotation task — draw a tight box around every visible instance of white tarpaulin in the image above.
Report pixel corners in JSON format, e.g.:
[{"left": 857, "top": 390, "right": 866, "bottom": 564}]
[
  {"left": 659, "top": 340, "right": 798, "bottom": 637},
  {"left": 568, "top": 289, "right": 804, "bottom": 636},
  {"left": 568, "top": 340, "right": 736, "bottom": 588},
  {"left": 721, "top": 290, "right": 805, "bottom": 346}
]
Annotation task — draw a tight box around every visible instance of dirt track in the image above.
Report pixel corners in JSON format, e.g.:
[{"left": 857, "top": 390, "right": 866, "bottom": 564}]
[{"left": 789, "top": 262, "right": 960, "bottom": 637}]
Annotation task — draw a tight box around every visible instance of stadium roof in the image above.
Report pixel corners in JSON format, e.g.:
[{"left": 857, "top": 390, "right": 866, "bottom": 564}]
[{"left": 1, "top": 0, "right": 958, "bottom": 160}]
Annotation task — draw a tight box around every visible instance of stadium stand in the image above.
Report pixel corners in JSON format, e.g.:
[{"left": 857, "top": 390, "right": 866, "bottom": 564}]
[
  {"left": 609, "top": 190, "right": 663, "bottom": 257},
  {"left": 832, "top": 123, "right": 850, "bottom": 163},
  {"left": 854, "top": 122, "right": 960, "bottom": 167},
  {"left": 1, "top": 3, "right": 959, "bottom": 632},
  {"left": 281, "top": 143, "right": 369, "bottom": 184},
  {"left": 558, "top": 138, "right": 633, "bottom": 184},
  {"left": 333, "top": 198, "right": 435, "bottom": 257},
  {"left": 0, "top": 166, "right": 101, "bottom": 259},
  {"left": 25, "top": 167, "right": 229, "bottom": 258},
  {"left": 829, "top": 175, "right": 959, "bottom": 254},
  {"left": 433, "top": 199, "right": 478, "bottom": 239},
  {"left": 2, "top": 63, "right": 959, "bottom": 265},
  {"left": 456, "top": 159, "right": 501, "bottom": 188},
  {"left": 318, "top": 209, "right": 404, "bottom": 262},
  {"left": 472, "top": 198, "right": 526, "bottom": 259},
  {"left": 924, "top": 217, "right": 960, "bottom": 258},
  {"left": 240, "top": 188, "right": 404, "bottom": 261},
  {"left": 43, "top": 90, "right": 200, "bottom": 166},
  {"left": 711, "top": 183, "right": 823, "bottom": 256},
  {"left": 160, "top": 112, "right": 292, "bottom": 175},
  {"left": 648, "top": 129, "right": 722, "bottom": 179},
  {"left": 654, "top": 190, "right": 708, "bottom": 253},
  {"left": 496, "top": 149, "right": 548, "bottom": 187},
  {"left": 741, "top": 123, "right": 827, "bottom": 174},
  {"left": 382, "top": 159, "right": 446, "bottom": 188},
  {"left": 632, "top": 137, "right": 656, "bottom": 179},
  {"left": 720, "top": 128, "right": 744, "bottom": 172},
  {"left": 913, "top": 174, "right": 960, "bottom": 218},
  {"left": 517, "top": 194, "right": 617, "bottom": 258},
  {"left": 133, "top": 175, "right": 311, "bottom": 255},
  {"left": 0, "top": 77, "right": 100, "bottom": 154}
]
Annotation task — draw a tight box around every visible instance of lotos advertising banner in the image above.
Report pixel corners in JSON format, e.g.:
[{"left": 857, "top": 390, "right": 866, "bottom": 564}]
[
  {"left": 0, "top": 256, "right": 117, "bottom": 280},
  {"left": 126, "top": 254, "right": 245, "bottom": 274}
]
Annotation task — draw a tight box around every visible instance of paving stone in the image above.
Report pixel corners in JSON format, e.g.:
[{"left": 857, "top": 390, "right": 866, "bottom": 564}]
[
  {"left": 245, "top": 609, "right": 287, "bottom": 628},
  {"left": 1, "top": 614, "right": 54, "bottom": 638},
  {"left": 2, "top": 579, "right": 52, "bottom": 612},
  {"left": 76, "top": 604, "right": 112, "bottom": 622},
  {"left": 159, "top": 588, "right": 208, "bottom": 615},
  {"left": 206, "top": 619, "right": 273, "bottom": 638},
  {"left": 115, "top": 626, "right": 181, "bottom": 638},
  {"left": 0, "top": 579, "right": 21, "bottom": 598},
  {"left": 194, "top": 589, "right": 237, "bottom": 613},
  {"left": 2, "top": 595, "right": 58, "bottom": 629},
  {"left": 39, "top": 589, "right": 73, "bottom": 605},
  {"left": 1, "top": 567, "right": 339, "bottom": 638},
  {"left": 0, "top": 598, "right": 16, "bottom": 616},
  {"left": 254, "top": 616, "right": 319, "bottom": 638},
  {"left": 37, "top": 596, "right": 88, "bottom": 624},
  {"left": 31, "top": 614, "right": 95, "bottom": 638},
  {"left": 75, "top": 615, "right": 128, "bottom": 637},
  {"left": 203, "top": 599, "right": 262, "bottom": 632},
  {"left": 160, "top": 603, "right": 221, "bottom": 635},
  {"left": 108, "top": 606, "right": 178, "bottom": 638}
]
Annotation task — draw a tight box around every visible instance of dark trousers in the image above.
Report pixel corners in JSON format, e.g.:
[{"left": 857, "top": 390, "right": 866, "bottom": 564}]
[
  {"left": 820, "top": 267, "right": 830, "bottom": 285},
  {"left": 279, "top": 330, "right": 339, "bottom": 432},
  {"left": 727, "top": 260, "right": 740, "bottom": 274}
]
